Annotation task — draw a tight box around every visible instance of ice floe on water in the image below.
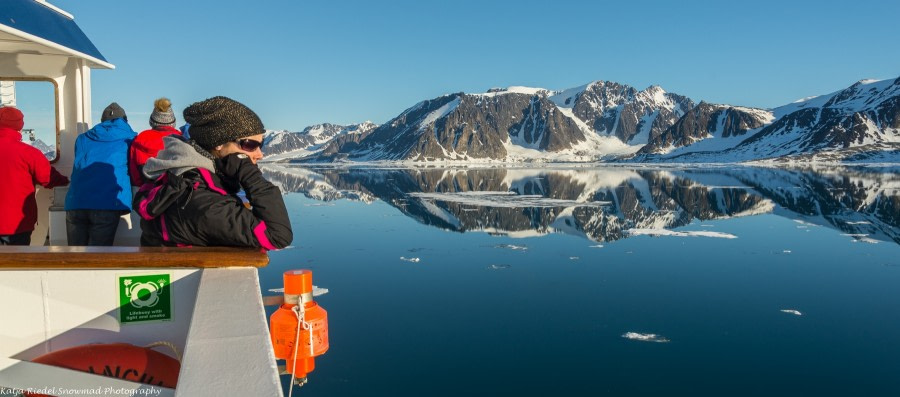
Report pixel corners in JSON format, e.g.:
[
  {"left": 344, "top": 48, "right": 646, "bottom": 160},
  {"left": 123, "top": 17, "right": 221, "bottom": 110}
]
[
  {"left": 627, "top": 229, "right": 738, "bottom": 239},
  {"left": 487, "top": 264, "right": 511, "bottom": 270},
  {"left": 493, "top": 244, "right": 528, "bottom": 250},
  {"left": 270, "top": 286, "right": 329, "bottom": 297},
  {"left": 400, "top": 257, "right": 420, "bottom": 263},
  {"left": 313, "top": 286, "right": 329, "bottom": 297},
  {"left": 622, "top": 332, "right": 670, "bottom": 343},
  {"left": 780, "top": 309, "right": 802, "bottom": 316},
  {"left": 408, "top": 191, "right": 609, "bottom": 208}
]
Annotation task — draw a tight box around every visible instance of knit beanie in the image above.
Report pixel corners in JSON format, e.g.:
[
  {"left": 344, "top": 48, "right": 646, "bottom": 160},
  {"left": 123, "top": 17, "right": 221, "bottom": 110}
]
[
  {"left": 149, "top": 97, "right": 176, "bottom": 128},
  {"left": 0, "top": 106, "right": 24, "bottom": 131},
  {"left": 101, "top": 102, "right": 127, "bottom": 122},
  {"left": 182, "top": 96, "right": 264, "bottom": 150}
]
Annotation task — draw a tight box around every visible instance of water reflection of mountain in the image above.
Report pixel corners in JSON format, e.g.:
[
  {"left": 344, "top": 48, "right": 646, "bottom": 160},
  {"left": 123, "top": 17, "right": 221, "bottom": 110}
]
[{"left": 260, "top": 164, "right": 900, "bottom": 244}]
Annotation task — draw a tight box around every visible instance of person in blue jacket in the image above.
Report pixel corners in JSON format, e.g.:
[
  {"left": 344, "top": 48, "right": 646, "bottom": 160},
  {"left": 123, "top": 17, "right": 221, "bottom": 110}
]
[{"left": 65, "top": 102, "right": 136, "bottom": 246}]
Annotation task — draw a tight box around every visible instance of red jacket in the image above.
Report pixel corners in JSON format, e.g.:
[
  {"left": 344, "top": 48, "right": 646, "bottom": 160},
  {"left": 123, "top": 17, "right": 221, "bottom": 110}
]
[
  {"left": 128, "top": 126, "right": 183, "bottom": 186},
  {"left": 0, "top": 127, "right": 69, "bottom": 234}
]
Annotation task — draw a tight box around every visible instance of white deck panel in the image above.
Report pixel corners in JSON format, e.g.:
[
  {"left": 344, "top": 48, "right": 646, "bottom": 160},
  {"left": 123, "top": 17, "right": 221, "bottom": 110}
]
[{"left": 176, "top": 267, "right": 282, "bottom": 396}]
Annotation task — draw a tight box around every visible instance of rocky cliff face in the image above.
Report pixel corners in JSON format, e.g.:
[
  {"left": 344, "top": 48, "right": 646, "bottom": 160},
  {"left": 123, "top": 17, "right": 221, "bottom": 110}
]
[
  {"left": 567, "top": 83, "right": 694, "bottom": 144},
  {"left": 638, "top": 102, "right": 772, "bottom": 154}
]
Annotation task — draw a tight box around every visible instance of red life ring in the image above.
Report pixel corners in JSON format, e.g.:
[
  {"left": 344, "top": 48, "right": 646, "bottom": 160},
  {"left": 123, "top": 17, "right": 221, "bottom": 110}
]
[{"left": 26, "top": 343, "right": 180, "bottom": 396}]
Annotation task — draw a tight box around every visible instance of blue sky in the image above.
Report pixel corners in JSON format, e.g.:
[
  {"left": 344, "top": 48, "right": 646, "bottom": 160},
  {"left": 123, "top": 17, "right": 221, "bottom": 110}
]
[{"left": 51, "top": 0, "right": 900, "bottom": 132}]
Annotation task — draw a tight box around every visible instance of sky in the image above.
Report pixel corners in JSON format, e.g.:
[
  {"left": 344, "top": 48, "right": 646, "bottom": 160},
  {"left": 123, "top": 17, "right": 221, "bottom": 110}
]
[{"left": 48, "top": 0, "right": 900, "bottom": 133}]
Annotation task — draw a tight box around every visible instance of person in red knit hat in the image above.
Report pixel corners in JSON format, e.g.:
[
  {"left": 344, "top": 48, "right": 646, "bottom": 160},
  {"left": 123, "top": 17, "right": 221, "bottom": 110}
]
[
  {"left": 128, "top": 97, "right": 184, "bottom": 186},
  {"left": 0, "top": 106, "right": 69, "bottom": 245}
]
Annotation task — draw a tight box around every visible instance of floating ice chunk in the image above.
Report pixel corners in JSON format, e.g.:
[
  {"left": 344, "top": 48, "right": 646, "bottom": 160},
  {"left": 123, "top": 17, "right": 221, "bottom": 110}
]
[
  {"left": 313, "top": 286, "right": 329, "bottom": 297},
  {"left": 268, "top": 286, "right": 328, "bottom": 297},
  {"left": 622, "top": 332, "right": 670, "bottom": 343},
  {"left": 487, "top": 264, "right": 511, "bottom": 270},
  {"left": 780, "top": 309, "right": 802, "bottom": 316},
  {"left": 409, "top": 191, "right": 609, "bottom": 208},
  {"left": 400, "top": 257, "right": 420, "bottom": 263},
  {"left": 494, "top": 244, "right": 528, "bottom": 250},
  {"left": 628, "top": 229, "right": 737, "bottom": 239}
]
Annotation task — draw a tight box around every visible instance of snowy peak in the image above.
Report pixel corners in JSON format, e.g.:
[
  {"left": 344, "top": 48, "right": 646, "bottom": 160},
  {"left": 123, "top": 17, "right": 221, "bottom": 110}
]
[{"left": 262, "top": 121, "right": 377, "bottom": 161}]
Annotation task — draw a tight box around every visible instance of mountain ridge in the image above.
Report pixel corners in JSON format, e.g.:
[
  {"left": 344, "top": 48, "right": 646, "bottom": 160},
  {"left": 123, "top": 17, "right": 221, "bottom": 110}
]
[{"left": 261, "top": 76, "right": 900, "bottom": 164}]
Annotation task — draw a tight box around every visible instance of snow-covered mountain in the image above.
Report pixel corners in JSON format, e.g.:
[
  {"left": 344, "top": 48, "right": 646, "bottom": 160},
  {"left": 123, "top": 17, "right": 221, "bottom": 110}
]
[
  {"left": 25, "top": 138, "right": 56, "bottom": 160},
  {"left": 646, "top": 77, "right": 900, "bottom": 163},
  {"left": 270, "top": 76, "right": 900, "bottom": 164},
  {"left": 303, "top": 81, "right": 694, "bottom": 162},
  {"left": 262, "top": 121, "right": 376, "bottom": 161}
]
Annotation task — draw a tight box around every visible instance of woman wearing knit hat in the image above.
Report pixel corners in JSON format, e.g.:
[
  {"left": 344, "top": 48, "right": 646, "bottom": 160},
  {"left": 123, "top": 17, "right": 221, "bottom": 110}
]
[
  {"left": 0, "top": 106, "right": 69, "bottom": 245},
  {"left": 133, "top": 96, "right": 292, "bottom": 249},
  {"left": 65, "top": 102, "right": 136, "bottom": 246},
  {"left": 128, "top": 98, "right": 183, "bottom": 186}
]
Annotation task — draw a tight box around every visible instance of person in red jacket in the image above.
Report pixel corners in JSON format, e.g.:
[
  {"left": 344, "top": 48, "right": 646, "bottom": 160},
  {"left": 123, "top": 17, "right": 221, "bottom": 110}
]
[
  {"left": 128, "top": 98, "right": 183, "bottom": 186},
  {"left": 0, "top": 106, "right": 69, "bottom": 245}
]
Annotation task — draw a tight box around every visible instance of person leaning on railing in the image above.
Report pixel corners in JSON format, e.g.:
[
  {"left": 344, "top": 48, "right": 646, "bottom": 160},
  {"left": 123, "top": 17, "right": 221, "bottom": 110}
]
[{"left": 133, "top": 96, "right": 292, "bottom": 250}]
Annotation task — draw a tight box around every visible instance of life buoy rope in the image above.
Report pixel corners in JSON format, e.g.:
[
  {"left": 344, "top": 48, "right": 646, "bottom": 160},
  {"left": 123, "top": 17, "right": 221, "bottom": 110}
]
[{"left": 144, "top": 341, "right": 181, "bottom": 362}]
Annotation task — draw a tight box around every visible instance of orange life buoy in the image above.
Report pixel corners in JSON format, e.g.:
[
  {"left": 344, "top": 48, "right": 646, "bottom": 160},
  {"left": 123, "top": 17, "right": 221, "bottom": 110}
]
[
  {"left": 26, "top": 343, "right": 180, "bottom": 396},
  {"left": 269, "top": 270, "right": 329, "bottom": 380}
]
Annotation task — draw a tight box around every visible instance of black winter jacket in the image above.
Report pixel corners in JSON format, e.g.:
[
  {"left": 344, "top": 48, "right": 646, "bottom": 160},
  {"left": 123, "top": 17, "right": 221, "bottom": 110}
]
[{"left": 133, "top": 137, "right": 292, "bottom": 249}]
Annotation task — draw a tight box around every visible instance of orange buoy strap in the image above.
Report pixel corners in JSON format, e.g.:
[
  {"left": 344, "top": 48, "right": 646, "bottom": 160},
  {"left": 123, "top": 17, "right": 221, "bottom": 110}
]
[
  {"left": 145, "top": 341, "right": 181, "bottom": 361},
  {"left": 288, "top": 305, "right": 307, "bottom": 397}
]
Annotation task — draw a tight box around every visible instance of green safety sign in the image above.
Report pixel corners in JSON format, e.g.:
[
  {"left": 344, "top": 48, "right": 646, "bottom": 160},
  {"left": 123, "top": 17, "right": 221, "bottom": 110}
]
[{"left": 118, "top": 273, "right": 172, "bottom": 324}]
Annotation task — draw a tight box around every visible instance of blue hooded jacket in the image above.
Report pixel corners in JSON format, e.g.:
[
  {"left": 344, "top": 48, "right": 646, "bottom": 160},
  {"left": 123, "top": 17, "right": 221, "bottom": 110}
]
[{"left": 65, "top": 118, "right": 136, "bottom": 211}]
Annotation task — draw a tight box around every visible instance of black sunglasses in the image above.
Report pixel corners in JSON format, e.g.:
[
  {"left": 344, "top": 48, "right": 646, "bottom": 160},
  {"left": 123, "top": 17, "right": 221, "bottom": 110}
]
[{"left": 237, "top": 138, "right": 263, "bottom": 152}]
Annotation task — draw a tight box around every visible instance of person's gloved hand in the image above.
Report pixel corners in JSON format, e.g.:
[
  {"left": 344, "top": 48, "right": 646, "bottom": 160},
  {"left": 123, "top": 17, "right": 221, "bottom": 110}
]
[
  {"left": 216, "top": 153, "right": 264, "bottom": 192},
  {"left": 216, "top": 153, "right": 254, "bottom": 179}
]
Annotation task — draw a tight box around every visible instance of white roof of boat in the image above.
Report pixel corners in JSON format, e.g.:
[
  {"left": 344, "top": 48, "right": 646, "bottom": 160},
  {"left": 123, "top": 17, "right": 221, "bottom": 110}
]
[{"left": 0, "top": 0, "right": 114, "bottom": 69}]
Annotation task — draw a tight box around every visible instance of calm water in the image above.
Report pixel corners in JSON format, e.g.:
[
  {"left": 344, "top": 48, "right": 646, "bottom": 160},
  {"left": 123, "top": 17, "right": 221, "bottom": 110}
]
[{"left": 259, "top": 165, "right": 900, "bottom": 397}]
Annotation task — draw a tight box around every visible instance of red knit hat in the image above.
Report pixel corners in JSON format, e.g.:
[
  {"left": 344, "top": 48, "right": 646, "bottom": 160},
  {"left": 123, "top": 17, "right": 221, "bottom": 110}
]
[{"left": 0, "top": 106, "right": 24, "bottom": 131}]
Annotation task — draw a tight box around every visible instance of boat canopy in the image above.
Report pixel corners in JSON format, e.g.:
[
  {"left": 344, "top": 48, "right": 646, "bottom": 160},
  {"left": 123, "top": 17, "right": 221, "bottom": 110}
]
[{"left": 0, "top": 0, "right": 113, "bottom": 69}]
